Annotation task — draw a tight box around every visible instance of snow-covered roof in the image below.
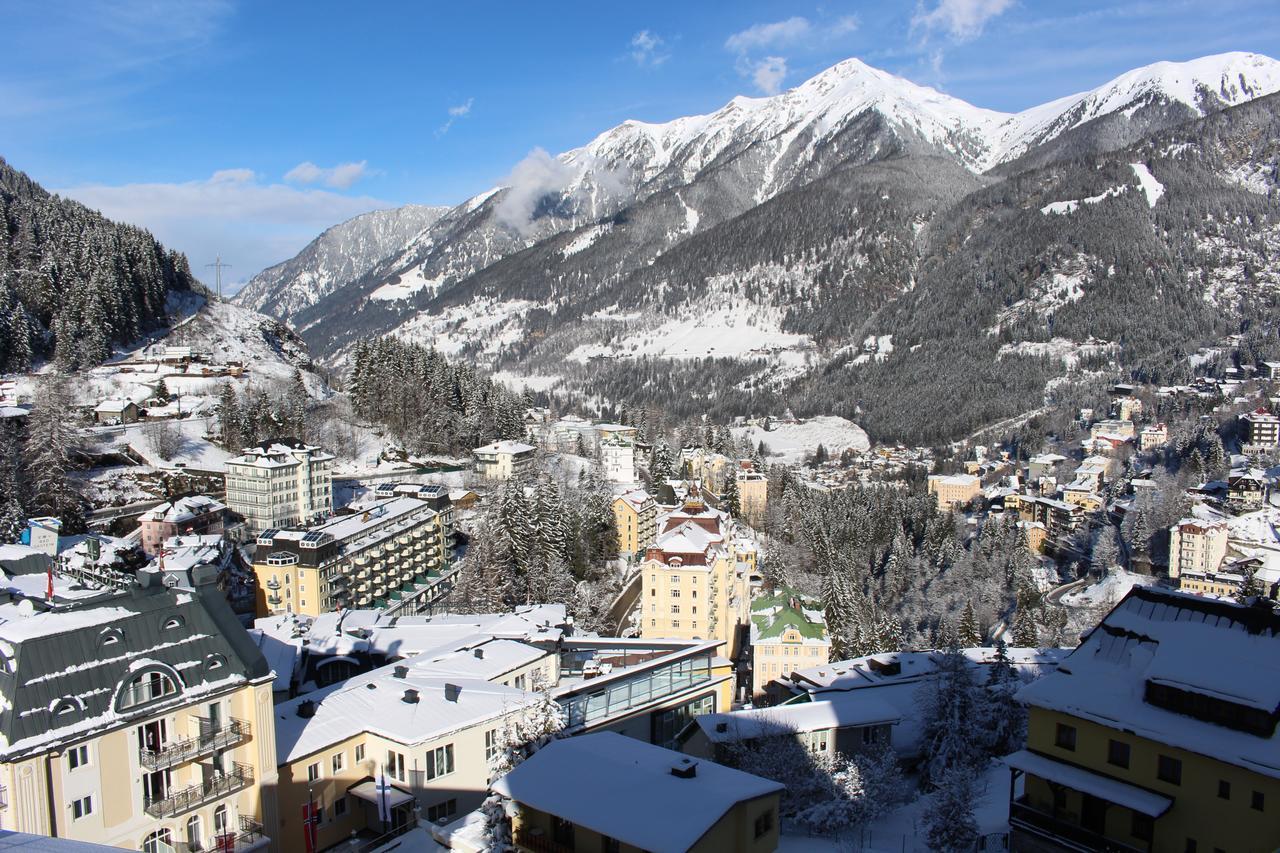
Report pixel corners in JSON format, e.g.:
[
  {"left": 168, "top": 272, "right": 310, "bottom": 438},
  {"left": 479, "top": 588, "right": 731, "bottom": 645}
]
[
  {"left": 491, "top": 732, "right": 784, "bottom": 851},
  {"left": 1004, "top": 750, "right": 1172, "bottom": 816},
  {"left": 274, "top": 668, "right": 535, "bottom": 764},
  {"left": 473, "top": 440, "right": 535, "bottom": 456},
  {"left": 1017, "top": 587, "right": 1280, "bottom": 780},
  {"left": 694, "top": 693, "right": 900, "bottom": 743},
  {"left": 93, "top": 398, "right": 134, "bottom": 413},
  {"left": 138, "top": 495, "right": 226, "bottom": 525}
]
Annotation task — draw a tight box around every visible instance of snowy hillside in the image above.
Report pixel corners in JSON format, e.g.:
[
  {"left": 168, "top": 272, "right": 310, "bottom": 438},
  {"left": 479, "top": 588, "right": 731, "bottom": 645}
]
[{"left": 235, "top": 204, "right": 447, "bottom": 319}]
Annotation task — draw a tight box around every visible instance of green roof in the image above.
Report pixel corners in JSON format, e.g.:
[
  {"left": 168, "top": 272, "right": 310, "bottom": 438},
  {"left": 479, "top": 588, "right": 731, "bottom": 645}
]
[{"left": 750, "top": 586, "right": 828, "bottom": 641}]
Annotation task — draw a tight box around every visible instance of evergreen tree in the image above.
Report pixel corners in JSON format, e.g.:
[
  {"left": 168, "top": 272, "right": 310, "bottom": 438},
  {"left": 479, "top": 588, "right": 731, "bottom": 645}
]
[
  {"left": 1012, "top": 606, "right": 1039, "bottom": 647},
  {"left": 957, "top": 600, "right": 982, "bottom": 647},
  {"left": 722, "top": 469, "right": 741, "bottom": 519},
  {"left": 152, "top": 377, "right": 171, "bottom": 404},
  {"left": 924, "top": 768, "right": 980, "bottom": 853},
  {"left": 0, "top": 424, "right": 25, "bottom": 542},
  {"left": 23, "top": 376, "right": 83, "bottom": 531},
  {"left": 918, "top": 644, "right": 985, "bottom": 788}
]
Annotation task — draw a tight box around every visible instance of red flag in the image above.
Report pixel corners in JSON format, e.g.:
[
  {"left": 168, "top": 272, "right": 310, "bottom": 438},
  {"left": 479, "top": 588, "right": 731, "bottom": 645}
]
[{"left": 302, "top": 802, "right": 319, "bottom": 853}]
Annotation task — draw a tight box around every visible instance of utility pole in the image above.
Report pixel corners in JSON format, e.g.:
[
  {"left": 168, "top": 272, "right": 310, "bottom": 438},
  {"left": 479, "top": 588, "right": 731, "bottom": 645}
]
[{"left": 205, "top": 256, "right": 232, "bottom": 301}]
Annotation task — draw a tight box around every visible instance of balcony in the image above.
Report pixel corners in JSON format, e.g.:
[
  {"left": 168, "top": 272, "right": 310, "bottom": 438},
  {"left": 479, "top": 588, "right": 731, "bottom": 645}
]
[
  {"left": 513, "top": 827, "right": 574, "bottom": 853},
  {"left": 141, "top": 717, "right": 252, "bottom": 771},
  {"left": 211, "top": 816, "right": 269, "bottom": 853},
  {"left": 265, "top": 579, "right": 281, "bottom": 590},
  {"left": 144, "top": 762, "right": 254, "bottom": 818},
  {"left": 1009, "top": 801, "right": 1146, "bottom": 853}
]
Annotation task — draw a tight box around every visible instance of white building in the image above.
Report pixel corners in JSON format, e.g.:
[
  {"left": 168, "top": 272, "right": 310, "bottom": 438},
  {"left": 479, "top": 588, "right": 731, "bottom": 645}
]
[
  {"left": 473, "top": 440, "right": 536, "bottom": 480},
  {"left": 223, "top": 439, "right": 334, "bottom": 532},
  {"left": 601, "top": 434, "right": 638, "bottom": 484}
]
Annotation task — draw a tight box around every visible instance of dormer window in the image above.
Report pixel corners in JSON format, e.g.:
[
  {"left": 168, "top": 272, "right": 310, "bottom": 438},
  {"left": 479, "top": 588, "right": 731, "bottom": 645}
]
[
  {"left": 52, "top": 697, "right": 83, "bottom": 717},
  {"left": 99, "top": 627, "right": 124, "bottom": 649},
  {"left": 205, "top": 654, "right": 227, "bottom": 672},
  {"left": 162, "top": 616, "right": 185, "bottom": 631},
  {"left": 116, "top": 668, "right": 182, "bottom": 712}
]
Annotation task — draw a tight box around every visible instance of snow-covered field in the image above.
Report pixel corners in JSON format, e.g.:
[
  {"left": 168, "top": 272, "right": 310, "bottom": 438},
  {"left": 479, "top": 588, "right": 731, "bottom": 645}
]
[
  {"left": 393, "top": 297, "right": 535, "bottom": 358},
  {"left": 998, "top": 337, "right": 1116, "bottom": 369},
  {"left": 368, "top": 266, "right": 443, "bottom": 302},
  {"left": 491, "top": 370, "right": 564, "bottom": 394},
  {"left": 1060, "top": 569, "right": 1158, "bottom": 608},
  {"left": 732, "top": 416, "right": 871, "bottom": 463}
]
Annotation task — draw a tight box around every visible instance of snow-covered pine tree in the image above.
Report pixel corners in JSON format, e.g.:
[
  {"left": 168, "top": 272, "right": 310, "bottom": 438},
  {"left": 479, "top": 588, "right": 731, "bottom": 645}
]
[
  {"left": 918, "top": 643, "right": 984, "bottom": 787},
  {"left": 23, "top": 376, "right": 83, "bottom": 532},
  {"left": 957, "top": 600, "right": 982, "bottom": 647},
  {"left": 1011, "top": 606, "right": 1039, "bottom": 647},
  {"left": 923, "top": 767, "right": 980, "bottom": 853},
  {"left": 722, "top": 469, "right": 741, "bottom": 519}
]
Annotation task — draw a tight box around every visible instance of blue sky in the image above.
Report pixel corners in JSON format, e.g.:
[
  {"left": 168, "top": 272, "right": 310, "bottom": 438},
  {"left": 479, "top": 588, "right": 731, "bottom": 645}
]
[{"left": 2, "top": 0, "right": 1278, "bottom": 289}]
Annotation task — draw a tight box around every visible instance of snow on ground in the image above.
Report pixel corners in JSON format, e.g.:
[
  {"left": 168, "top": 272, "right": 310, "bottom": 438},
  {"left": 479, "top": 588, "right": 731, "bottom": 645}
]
[
  {"left": 568, "top": 305, "right": 812, "bottom": 362},
  {"left": 851, "top": 334, "right": 895, "bottom": 365},
  {"left": 368, "top": 266, "right": 443, "bottom": 301},
  {"left": 997, "top": 338, "right": 1116, "bottom": 369},
  {"left": 732, "top": 416, "right": 870, "bottom": 463},
  {"left": 95, "top": 417, "right": 232, "bottom": 473},
  {"left": 990, "top": 255, "right": 1096, "bottom": 334},
  {"left": 490, "top": 370, "right": 564, "bottom": 394},
  {"left": 1060, "top": 569, "right": 1158, "bottom": 608},
  {"left": 1040, "top": 183, "right": 1128, "bottom": 215},
  {"left": 1130, "top": 163, "right": 1164, "bottom": 207},
  {"left": 71, "top": 466, "right": 161, "bottom": 508},
  {"left": 393, "top": 298, "right": 534, "bottom": 359},
  {"left": 561, "top": 224, "right": 612, "bottom": 257}
]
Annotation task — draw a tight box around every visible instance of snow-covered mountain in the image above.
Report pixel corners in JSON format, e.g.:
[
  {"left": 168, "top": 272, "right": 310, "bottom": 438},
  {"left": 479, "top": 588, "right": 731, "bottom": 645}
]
[{"left": 234, "top": 204, "right": 447, "bottom": 319}]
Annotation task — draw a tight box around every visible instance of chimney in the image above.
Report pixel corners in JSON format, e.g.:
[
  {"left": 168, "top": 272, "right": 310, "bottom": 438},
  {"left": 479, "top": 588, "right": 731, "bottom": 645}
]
[
  {"left": 473, "top": 648, "right": 484, "bottom": 659},
  {"left": 402, "top": 689, "right": 420, "bottom": 704},
  {"left": 296, "top": 700, "right": 317, "bottom": 718},
  {"left": 393, "top": 665, "right": 409, "bottom": 679},
  {"left": 444, "top": 683, "right": 461, "bottom": 702},
  {"left": 670, "top": 759, "right": 697, "bottom": 779}
]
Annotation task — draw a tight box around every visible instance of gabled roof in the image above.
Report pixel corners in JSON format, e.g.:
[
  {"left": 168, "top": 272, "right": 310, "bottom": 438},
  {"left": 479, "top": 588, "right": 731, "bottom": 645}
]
[
  {"left": 492, "top": 732, "right": 783, "bottom": 852},
  {"left": 694, "top": 693, "right": 900, "bottom": 743}
]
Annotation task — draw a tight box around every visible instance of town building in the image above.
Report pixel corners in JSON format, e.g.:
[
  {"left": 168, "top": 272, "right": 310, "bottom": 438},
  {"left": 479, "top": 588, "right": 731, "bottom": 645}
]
[
  {"left": 1059, "top": 481, "right": 1103, "bottom": 513},
  {"left": 491, "top": 731, "right": 783, "bottom": 853},
  {"left": 1111, "top": 396, "right": 1144, "bottom": 421},
  {"left": 600, "top": 433, "right": 637, "bottom": 484},
  {"left": 1139, "top": 423, "right": 1169, "bottom": 452},
  {"left": 611, "top": 488, "right": 657, "bottom": 558},
  {"left": 0, "top": 564, "right": 278, "bottom": 853},
  {"left": 1027, "top": 454, "right": 1067, "bottom": 483},
  {"left": 748, "top": 586, "right": 830, "bottom": 698},
  {"left": 1090, "top": 419, "right": 1137, "bottom": 441},
  {"left": 1168, "top": 518, "right": 1229, "bottom": 581},
  {"left": 252, "top": 496, "right": 449, "bottom": 618},
  {"left": 927, "top": 473, "right": 981, "bottom": 510},
  {"left": 1008, "top": 587, "right": 1280, "bottom": 853},
  {"left": 93, "top": 398, "right": 140, "bottom": 425},
  {"left": 138, "top": 496, "right": 227, "bottom": 557},
  {"left": 736, "top": 465, "right": 769, "bottom": 528},
  {"left": 1241, "top": 408, "right": 1280, "bottom": 452},
  {"left": 638, "top": 499, "right": 755, "bottom": 657},
  {"left": 1227, "top": 469, "right": 1268, "bottom": 511},
  {"left": 472, "top": 440, "right": 536, "bottom": 481},
  {"left": 223, "top": 440, "right": 334, "bottom": 533}
]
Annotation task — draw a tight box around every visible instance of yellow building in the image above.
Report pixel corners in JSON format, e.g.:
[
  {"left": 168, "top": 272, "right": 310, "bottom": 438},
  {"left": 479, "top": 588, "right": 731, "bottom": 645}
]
[
  {"left": 1060, "top": 481, "right": 1103, "bottom": 512},
  {"left": 927, "top": 473, "right": 981, "bottom": 510},
  {"left": 612, "top": 488, "right": 657, "bottom": 557},
  {"left": 748, "top": 587, "right": 830, "bottom": 698},
  {"left": 638, "top": 499, "right": 754, "bottom": 657},
  {"left": 737, "top": 468, "right": 769, "bottom": 528},
  {"left": 492, "top": 732, "right": 783, "bottom": 853},
  {"left": 1167, "top": 518, "right": 1228, "bottom": 581},
  {"left": 253, "top": 495, "right": 448, "bottom": 617},
  {"left": 1009, "top": 587, "right": 1280, "bottom": 853},
  {"left": 0, "top": 566, "right": 278, "bottom": 853}
]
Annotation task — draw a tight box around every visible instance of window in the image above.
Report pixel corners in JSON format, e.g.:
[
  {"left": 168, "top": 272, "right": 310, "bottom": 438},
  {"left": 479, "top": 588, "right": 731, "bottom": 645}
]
[
  {"left": 331, "top": 752, "right": 345, "bottom": 774},
  {"left": 162, "top": 616, "right": 184, "bottom": 631},
  {"left": 71, "top": 795, "right": 93, "bottom": 820},
  {"left": 1218, "top": 779, "right": 1231, "bottom": 800},
  {"left": 1107, "top": 739, "right": 1130, "bottom": 769},
  {"left": 186, "top": 816, "right": 203, "bottom": 852},
  {"left": 307, "top": 762, "right": 321, "bottom": 782},
  {"left": 754, "top": 809, "right": 774, "bottom": 839},
  {"left": 1054, "top": 723, "right": 1077, "bottom": 751},
  {"left": 1131, "top": 813, "right": 1153, "bottom": 842},
  {"left": 427, "top": 744, "right": 454, "bottom": 779},
  {"left": 118, "top": 669, "right": 180, "bottom": 711},
  {"left": 427, "top": 799, "right": 457, "bottom": 822},
  {"left": 514, "top": 675, "right": 527, "bottom": 690},
  {"left": 1252, "top": 790, "right": 1265, "bottom": 812},
  {"left": 1052, "top": 787, "right": 1067, "bottom": 810},
  {"left": 355, "top": 744, "right": 365, "bottom": 763},
  {"left": 603, "top": 836, "right": 622, "bottom": 853},
  {"left": 68, "top": 744, "right": 90, "bottom": 770},
  {"left": 143, "top": 830, "right": 172, "bottom": 853},
  {"left": 1157, "top": 755, "right": 1182, "bottom": 785},
  {"left": 650, "top": 589, "right": 655, "bottom": 597},
  {"left": 387, "top": 750, "right": 406, "bottom": 781},
  {"left": 670, "top": 604, "right": 680, "bottom": 614},
  {"left": 334, "top": 797, "right": 348, "bottom": 818},
  {"left": 692, "top": 589, "right": 697, "bottom": 598},
  {"left": 672, "top": 619, "right": 680, "bottom": 628},
  {"left": 485, "top": 729, "right": 499, "bottom": 762},
  {"left": 650, "top": 619, "right": 656, "bottom": 627},
  {"left": 671, "top": 589, "right": 681, "bottom": 598},
  {"left": 214, "top": 806, "right": 228, "bottom": 836},
  {"left": 552, "top": 816, "right": 575, "bottom": 846}
]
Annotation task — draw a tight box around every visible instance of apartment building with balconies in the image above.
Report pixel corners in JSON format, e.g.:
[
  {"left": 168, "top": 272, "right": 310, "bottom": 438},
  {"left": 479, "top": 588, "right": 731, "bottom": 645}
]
[
  {"left": 612, "top": 488, "right": 657, "bottom": 558},
  {"left": 0, "top": 566, "right": 277, "bottom": 853},
  {"left": 252, "top": 496, "right": 448, "bottom": 618}
]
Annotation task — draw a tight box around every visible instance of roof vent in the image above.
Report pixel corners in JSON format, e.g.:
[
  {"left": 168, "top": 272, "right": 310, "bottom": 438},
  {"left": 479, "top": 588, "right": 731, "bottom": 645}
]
[
  {"left": 444, "top": 683, "right": 461, "bottom": 702},
  {"left": 473, "top": 648, "right": 484, "bottom": 659},
  {"left": 402, "top": 689, "right": 420, "bottom": 704},
  {"left": 296, "top": 700, "right": 317, "bottom": 719},
  {"left": 670, "top": 759, "right": 697, "bottom": 779},
  {"left": 715, "top": 722, "right": 728, "bottom": 733},
  {"left": 393, "top": 665, "right": 409, "bottom": 679}
]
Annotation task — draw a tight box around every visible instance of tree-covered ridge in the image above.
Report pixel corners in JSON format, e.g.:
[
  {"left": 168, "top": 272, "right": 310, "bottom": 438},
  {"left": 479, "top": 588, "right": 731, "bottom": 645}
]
[
  {"left": 347, "top": 336, "right": 526, "bottom": 454},
  {"left": 0, "top": 157, "right": 196, "bottom": 371}
]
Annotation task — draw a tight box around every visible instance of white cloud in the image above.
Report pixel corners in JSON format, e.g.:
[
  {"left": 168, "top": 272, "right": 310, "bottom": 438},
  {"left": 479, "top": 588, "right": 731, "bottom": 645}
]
[
  {"left": 57, "top": 169, "right": 391, "bottom": 290},
  {"left": 725, "top": 17, "right": 812, "bottom": 53},
  {"left": 750, "top": 57, "right": 789, "bottom": 95},
  {"left": 630, "top": 30, "right": 669, "bottom": 66},
  {"left": 912, "top": 0, "right": 1014, "bottom": 42},
  {"left": 437, "top": 98, "right": 475, "bottom": 136},
  {"left": 494, "top": 148, "right": 577, "bottom": 236},
  {"left": 283, "top": 160, "right": 371, "bottom": 189}
]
